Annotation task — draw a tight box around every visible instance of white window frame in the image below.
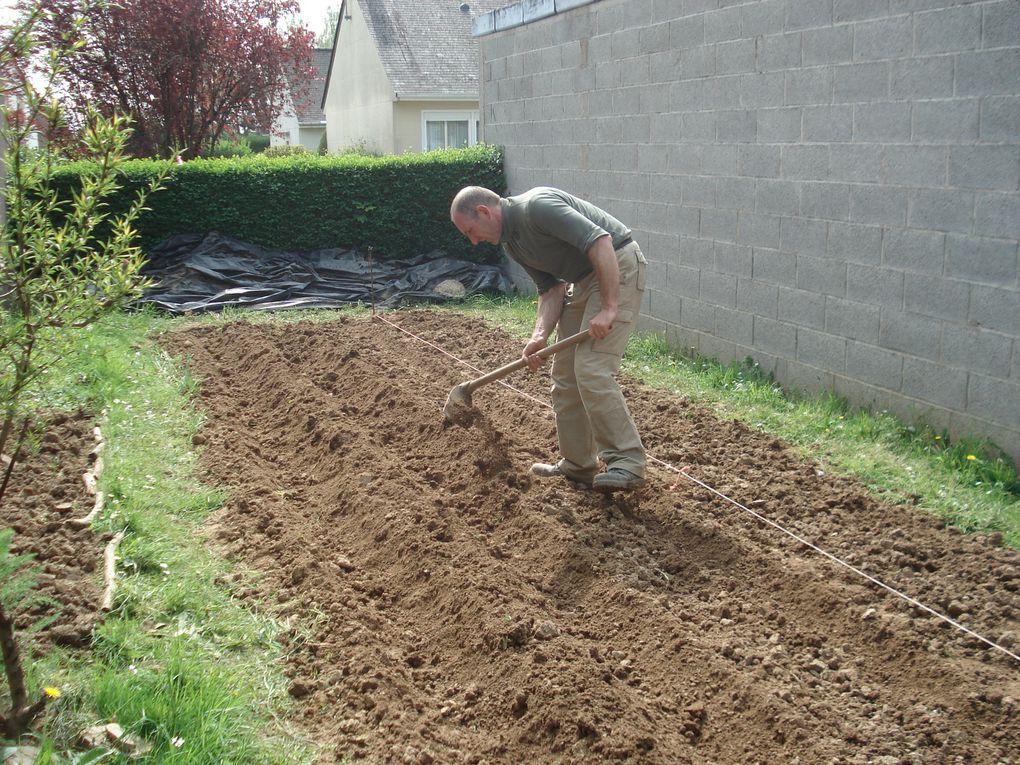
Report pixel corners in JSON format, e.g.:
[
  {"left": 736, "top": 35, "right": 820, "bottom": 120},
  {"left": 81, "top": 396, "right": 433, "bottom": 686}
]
[{"left": 421, "top": 110, "right": 480, "bottom": 150}]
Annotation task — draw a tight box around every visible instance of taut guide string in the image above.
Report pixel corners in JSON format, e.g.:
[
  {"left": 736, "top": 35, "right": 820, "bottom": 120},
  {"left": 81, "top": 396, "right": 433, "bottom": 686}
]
[{"left": 373, "top": 313, "right": 1020, "bottom": 665}]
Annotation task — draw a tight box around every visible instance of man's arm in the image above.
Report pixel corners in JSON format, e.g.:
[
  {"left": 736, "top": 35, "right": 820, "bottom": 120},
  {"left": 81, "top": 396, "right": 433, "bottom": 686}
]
[
  {"left": 522, "top": 282, "right": 567, "bottom": 371},
  {"left": 585, "top": 234, "right": 619, "bottom": 339}
]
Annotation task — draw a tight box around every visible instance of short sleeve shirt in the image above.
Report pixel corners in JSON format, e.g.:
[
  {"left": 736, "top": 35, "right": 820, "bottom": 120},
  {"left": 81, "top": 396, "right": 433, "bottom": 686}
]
[{"left": 499, "top": 187, "right": 632, "bottom": 294}]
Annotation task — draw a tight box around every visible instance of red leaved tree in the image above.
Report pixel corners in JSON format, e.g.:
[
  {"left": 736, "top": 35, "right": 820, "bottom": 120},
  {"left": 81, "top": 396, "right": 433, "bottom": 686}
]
[{"left": 29, "top": 0, "right": 314, "bottom": 158}]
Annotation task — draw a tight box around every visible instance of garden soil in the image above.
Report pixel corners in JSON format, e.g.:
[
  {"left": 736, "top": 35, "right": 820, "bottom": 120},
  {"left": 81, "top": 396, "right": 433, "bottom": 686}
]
[{"left": 12, "top": 311, "right": 1018, "bottom": 765}]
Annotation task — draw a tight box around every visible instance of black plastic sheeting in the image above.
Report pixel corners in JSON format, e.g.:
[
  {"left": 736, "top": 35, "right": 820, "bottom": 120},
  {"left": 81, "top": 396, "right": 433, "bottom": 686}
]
[{"left": 138, "top": 232, "right": 514, "bottom": 314}]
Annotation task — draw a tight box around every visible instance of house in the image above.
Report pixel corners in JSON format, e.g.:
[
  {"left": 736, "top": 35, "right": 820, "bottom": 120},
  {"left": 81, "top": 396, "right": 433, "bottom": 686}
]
[
  {"left": 321, "top": 0, "right": 507, "bottom": 155},
  {"left": 271, "top": 48, "right": 331, "bottom": 152}
]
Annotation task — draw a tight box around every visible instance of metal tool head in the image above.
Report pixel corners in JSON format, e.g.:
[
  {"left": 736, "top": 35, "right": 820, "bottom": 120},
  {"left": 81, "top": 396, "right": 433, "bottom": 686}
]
[{"left": 443, "top": 382, "right": 478, "bottom": 428}]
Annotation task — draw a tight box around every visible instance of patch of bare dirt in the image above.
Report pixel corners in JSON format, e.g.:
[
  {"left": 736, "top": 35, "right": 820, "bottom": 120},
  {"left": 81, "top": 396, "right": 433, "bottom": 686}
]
[
  {"left": 161, "top": 312, "right": 1019, "bottom": 765},
  {"left": 0, "top": 411, "right": 108, "bottom": 649}
]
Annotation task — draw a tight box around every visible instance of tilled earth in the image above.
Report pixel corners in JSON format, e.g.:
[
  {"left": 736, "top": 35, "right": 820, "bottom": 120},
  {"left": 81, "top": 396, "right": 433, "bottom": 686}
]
[
  {"left": 155, "top": 312, "right": 1019, "bottom": 765},
  {"left": 15, "top": 311, "right": 1018, "bottom": 764}
]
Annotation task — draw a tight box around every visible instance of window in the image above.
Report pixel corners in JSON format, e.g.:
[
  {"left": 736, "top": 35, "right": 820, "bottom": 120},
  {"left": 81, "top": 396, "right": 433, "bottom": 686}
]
[{"left": 422, "top": 110, "right": 480, "bottom": 150}]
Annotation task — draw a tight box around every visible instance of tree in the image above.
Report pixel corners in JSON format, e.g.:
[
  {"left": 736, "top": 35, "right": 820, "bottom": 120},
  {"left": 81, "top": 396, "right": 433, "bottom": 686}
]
[
  {"left": 0, "top": 0, "right": 168, "bottom": 739},
  {"left": 32, "top": 0, "right": 315, "bottom": 158},
  {"left": 315, "top": 5, "right": 340, "bottom": 49}
]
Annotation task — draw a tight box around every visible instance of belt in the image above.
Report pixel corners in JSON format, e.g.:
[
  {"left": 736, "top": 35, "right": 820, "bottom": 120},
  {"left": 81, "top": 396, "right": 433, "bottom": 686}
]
[{"left": 615, "top": 236, "right": 633, "bottom": 249}]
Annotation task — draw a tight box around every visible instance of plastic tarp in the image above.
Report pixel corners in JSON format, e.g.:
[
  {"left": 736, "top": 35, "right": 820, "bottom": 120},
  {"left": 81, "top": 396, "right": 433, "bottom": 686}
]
[{"left": 138, "top": 232, "right": 514, "bottom": 314}]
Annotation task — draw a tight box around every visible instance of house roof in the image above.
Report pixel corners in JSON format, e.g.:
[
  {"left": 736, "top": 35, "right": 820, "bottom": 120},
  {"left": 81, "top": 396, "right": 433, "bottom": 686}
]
[
  {"left": 292, "top": 48, "right": 332, "bottom": 125},
  {"left": 347, "top": 0, "right": 509, "bottom": 101}
]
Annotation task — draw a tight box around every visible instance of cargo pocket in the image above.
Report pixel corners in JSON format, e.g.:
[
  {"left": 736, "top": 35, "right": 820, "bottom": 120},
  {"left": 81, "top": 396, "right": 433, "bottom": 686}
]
[{"left": 591, "top": 308, "right": 635, "bottom": 357}]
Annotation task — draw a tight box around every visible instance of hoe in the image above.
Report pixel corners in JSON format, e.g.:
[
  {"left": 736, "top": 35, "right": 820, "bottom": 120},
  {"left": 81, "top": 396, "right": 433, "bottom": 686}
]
[{"left": 443, "top": 329, "right": 591, "bottom": 427}]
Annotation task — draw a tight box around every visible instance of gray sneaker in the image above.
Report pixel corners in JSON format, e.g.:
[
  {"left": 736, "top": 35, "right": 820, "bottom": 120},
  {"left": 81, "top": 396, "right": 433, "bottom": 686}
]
[
  {"left": 531, "top": 462, "right": 593, "bottom": 487},
  {"left": 593, "top": 468, "right": 645, "bottom": 492}
]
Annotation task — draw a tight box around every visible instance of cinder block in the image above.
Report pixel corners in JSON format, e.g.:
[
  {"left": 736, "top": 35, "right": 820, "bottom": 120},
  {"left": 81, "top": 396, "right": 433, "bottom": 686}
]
[
  {"left": 785, "top": 360, "right": 836, "bottom": 395},
  {"left": 685, "top": 297, "right": 717, "bottom": 332},
  {"left": 639, "top": 21, "right": 671, "bottom": 54},
  {"left": 882, "top": 146, "right": 947, "bottom": 187},
  {"left": 758, "top": 107, "right": 803, "bottom": 142},
  {"left": 846, "top": 340, "right": 903, "bottom": 390},
  {"left": 681, "top": 112, "right": 717, "bottom": 142},
  {"left": 704, "top": 6, "right": 743, "bottom": 43},
  {"left": 737, "top": 277, "right": 781, "bottom": 318},
  {"left": 758, "top": 180, "right": 801, "bottom": 216},
  {"left": 846, "top": 264, "right": 904, "bottom": 310},
  {"left": 754, "top": 316, "right": 798, "bottom": 356},
  {"left": 884, "top": 229, "right": 946, "bottom": 273},
  {"left": 716, "top": 38, "right": 757, "bottom": 75},
  {"left": 945, "top": 235, "right": 1019, "bottom": 286},
  {"left": 702, "top": 208, "right": 739, "bottom": 241},
  {"left": 971, "top": 284, "right": 1020, "bottom": 335},
  {"left": 702, "top": 144, "right": 739, "bottom": 175},
  {"left": 739, "top": 213, "right": 783, "bottom": 249},
  {"left": 741, "top": 72, "right": 786, "bottom": 108},
  {"left": 738, "top": 145, "right": 782, "bottom": 177},
  {"left": 850, "top": 185, "right": 908, "bottom": 226},
  {"left": 716, "top": 177, "right": 756, "bottom": 210},
  {"left": 798, "top": 328, "right": 848, "bottom": 371},
  {"left": 683, "top": 45, "right": 715, "bottom": 78},
  {"left": 801, "top": 182, "right": 851, "bottom": 221},
  {"left": 648, "top": 288, "right": 683, "bottom": 324},
  {"left": 669, "top": 14, "right": 706, "bottom": 49},
  {"left": 785, "top": 0, "right": 833, "bottom": 31},
  {"left": 683, "top": 175, "right": 717, "bottom": 207},
  {"left": 915, "top": 5, "right": 982, "bottom": 54},
  {"left": 829, "top": 221, "right": 883, "bottom": 265},
  {"left": 779, "top": 285, "right": 827, "bottom": 329},
  {"left": 715, "top": 306, "right": 755, "bottom": 344},
  {"left": 759, "top": 32, "right": 803, "bottom": 71},
  {"left": 715, "top": 242, "right": 753, "bottom": 276},
  {"left": 797, "top": 254, "right": 847, "bottom": 296},
  {"left": 974, "top": 192, "right": 1020, "bottom": 240},
  {"left": 701, "top": 270, "right": 738, "bottom": 307},
  {"left": 718, "top": 110, "right": 758, "bottom": 142},
  {"left": 666, "top": 263, "right": 701, "bottom": 298},
  {"left": 803, "top": 105, "right": 853, "bottom": 142},
  {"left": 704, "top": 75, "right": 743, "bottom": 110},
  {"left": 902, "top": 357, "right": 968, "bottom": 410},
  {"left": 853, "top": 102, "right": 912, "bottom": 141},
  {"left": 913, "top": 100, "right": 980, "bottom": 142},
  {"left": 833, "top": 62, "right": 889, "bottom": 103},
  {"left": 852, "top": 16, "right": 913, "bottom": 62},
  {"left": 980, "top": 96, "right": 1020, "bottom": 143},
  {"left": 957, "top": 50, "right": 1020, "bottom": 97},
  {"left": 942, "top": 325, "right": 1013, "bottom": 379},
  {"left": 824, "top": 297, "right": 881, "bottom": 342},
  {"left": 834, "top": 0, "right": 891, "bottom": 24},
  {"left": 890, "top": 57, "right": 955, "bottom": 100},
  {"left": 783, "top": 145, "right": 829, "bottom": 181},
  {"left": 950, "top": 147, "right": 1020, "bottom": 192},
  {"left": 908, "top": 189, "right": 975, "bottom": 235},
  {"left": 802, "top": 26, "right": 852, "bottom": 65},
  {"left": 781, "top": 216, "right": 828, "bottom": 256},
  {"left": 982, "top": 0, "right": 1020, "bottom": 50},
  {"left": 751, "top": 245, "right": 796, "bottom": 283},
  {"left": 681, "top": 237, "right": 716, "bottom": 270},
  {"left": 879, "top": 310, "right": 942, "bottom": 360},
  {"left": 785, "top": 68, "right": 833, "bottom": 105},
  {"left": 742, "top": 0, "right": 785, "bottom": 37},
  {"left": 830, "top": 145, "right": 883, "bottom": 183},
  {"left": 968, "top": 374, "right": 1020, "bottom": 430}
]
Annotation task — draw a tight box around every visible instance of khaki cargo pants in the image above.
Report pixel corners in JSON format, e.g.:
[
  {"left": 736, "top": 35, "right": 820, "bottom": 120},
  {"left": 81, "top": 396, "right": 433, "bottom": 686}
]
[{"left": 551, "top": 240, "right": 647, "bottom": 481}]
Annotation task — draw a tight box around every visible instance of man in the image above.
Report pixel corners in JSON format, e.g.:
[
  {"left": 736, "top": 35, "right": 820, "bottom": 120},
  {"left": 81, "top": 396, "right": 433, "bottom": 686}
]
[{"left": 450, "top": 186, "right": 647, "bottom": 492}]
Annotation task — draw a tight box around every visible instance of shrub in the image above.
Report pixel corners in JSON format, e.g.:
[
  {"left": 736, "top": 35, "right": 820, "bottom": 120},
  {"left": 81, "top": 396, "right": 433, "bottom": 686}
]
[
  {"left": 205, "top": 139, "right": 253, "bottom": 158},
  {"left": 47, "top": 144, "right": 506, "bottom": 262},
  {"left": 263, "top": 144, "right": 308, "bottom": 158},
  {"left": 245, "top": 132, "right": 270, "bottom": 153}
]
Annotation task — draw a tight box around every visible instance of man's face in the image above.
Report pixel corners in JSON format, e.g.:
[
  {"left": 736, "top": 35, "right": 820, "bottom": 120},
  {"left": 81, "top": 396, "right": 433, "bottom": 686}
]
[{"left": 452, "top": 205, "right": 501, "bottom": 246}]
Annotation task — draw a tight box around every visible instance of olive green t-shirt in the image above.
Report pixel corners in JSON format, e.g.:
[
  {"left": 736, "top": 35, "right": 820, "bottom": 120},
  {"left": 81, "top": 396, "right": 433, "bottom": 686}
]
[{"left": 499, "top": 187, "right": 632, "bottom": 294}]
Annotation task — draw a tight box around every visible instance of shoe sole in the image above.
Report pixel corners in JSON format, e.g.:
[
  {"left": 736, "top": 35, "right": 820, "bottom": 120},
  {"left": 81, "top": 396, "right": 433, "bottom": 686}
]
[{"left": 593, "top": 479, "right": 645, "bottom": 493}]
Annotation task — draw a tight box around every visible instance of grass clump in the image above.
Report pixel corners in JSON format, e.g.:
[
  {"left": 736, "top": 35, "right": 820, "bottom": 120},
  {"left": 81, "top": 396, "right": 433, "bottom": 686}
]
[
  {"left": 28, "top": 309, "right": 314, "bottom": 764},
  {"left": 451, "top": 295, "right": 1020, "bottom": 549}
]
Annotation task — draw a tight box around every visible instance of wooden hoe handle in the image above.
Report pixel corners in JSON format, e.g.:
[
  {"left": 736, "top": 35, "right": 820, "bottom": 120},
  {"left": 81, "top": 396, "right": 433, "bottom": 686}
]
[{"left": 464, "top": 329, "right": 591, "bottom": 395}]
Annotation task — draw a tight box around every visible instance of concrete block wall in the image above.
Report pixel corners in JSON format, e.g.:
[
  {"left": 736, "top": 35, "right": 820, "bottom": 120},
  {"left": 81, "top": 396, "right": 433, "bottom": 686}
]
[{"left": 475, "top": 0, "right": 1020, "bottom": 463}]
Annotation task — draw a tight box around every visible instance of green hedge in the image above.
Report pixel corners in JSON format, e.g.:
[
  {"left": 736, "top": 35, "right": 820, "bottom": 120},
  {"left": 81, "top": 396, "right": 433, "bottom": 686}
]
[{"left": 48, "top": 144, "right": 506, "bottom": 263}]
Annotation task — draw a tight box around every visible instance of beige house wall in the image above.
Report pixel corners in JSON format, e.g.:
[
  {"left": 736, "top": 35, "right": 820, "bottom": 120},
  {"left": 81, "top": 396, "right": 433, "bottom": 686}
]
[
  {"left": 393, "top": 100, "right": 479, "bottom": 154},
  {"left": 323, "top": 0, "right": 395, "bottom": 154}
]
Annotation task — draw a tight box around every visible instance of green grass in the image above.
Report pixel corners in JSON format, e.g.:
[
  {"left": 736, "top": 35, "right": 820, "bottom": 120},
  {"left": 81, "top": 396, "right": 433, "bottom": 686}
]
[
  {"left": 449, "top": 295, "right": 1020, "bottom": 548},
  {"left": 23, "top": 309, "right": 316, "bottom": 763}
]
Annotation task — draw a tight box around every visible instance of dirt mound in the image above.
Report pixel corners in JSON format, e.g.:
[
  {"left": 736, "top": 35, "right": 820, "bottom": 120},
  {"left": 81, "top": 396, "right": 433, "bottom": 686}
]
[
  {"left": 0, "top": 411, "right": 108, "bottom": 648},
  {"left": 162, "top": 312, "right": 1019, "bottom": 765}
]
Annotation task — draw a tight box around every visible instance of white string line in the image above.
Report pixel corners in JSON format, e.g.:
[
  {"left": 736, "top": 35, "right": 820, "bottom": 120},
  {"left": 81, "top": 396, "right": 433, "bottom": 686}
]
[{"left": 376, "top": 315, "right": 1020, "bottom": 664}]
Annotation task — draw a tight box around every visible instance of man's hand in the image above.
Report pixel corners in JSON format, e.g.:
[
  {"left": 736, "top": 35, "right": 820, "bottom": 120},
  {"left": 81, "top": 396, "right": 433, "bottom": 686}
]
[
  {"left": 522, "top": 336, "right": 548, "bottom": 371},
  {"left": 588, "top": 307, "right": 618, "bottom": 339}
]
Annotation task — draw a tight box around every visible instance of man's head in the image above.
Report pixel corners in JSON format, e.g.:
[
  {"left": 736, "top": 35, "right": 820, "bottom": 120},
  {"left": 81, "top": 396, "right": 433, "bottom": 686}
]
[{"left": 450, "top": 186, "right": 503, "bottom": 246}]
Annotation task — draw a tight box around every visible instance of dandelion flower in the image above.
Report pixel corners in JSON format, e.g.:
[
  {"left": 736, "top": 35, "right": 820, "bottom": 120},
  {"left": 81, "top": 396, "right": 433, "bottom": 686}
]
[
  {"left": 44, "top": 687, "right": 61, "bottom": 698},
  {"left": 966, "top": 455, "right": 977, "bottom": 461}
]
